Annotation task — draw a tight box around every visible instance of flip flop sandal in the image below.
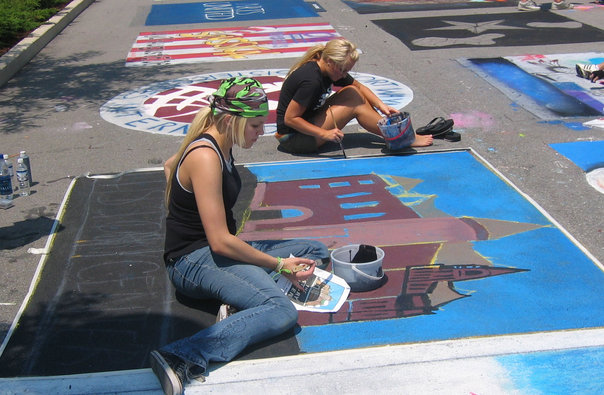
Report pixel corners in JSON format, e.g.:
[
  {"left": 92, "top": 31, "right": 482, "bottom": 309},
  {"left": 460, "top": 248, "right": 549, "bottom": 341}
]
[
  {"left": 416, "top": 117, "right": 454, "bottom": 137},
  {"left": 442, "top": 130, "right": 461, "bottom": 142}
]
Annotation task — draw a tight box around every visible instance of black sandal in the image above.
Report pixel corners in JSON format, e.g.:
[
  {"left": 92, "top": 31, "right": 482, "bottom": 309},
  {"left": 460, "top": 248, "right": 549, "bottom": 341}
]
[
  {"left": 442, "top": 130, "right": 461, "bottom": 142},
  {"left": 416, "top": 117, "right": 454, "bottom": 137}
]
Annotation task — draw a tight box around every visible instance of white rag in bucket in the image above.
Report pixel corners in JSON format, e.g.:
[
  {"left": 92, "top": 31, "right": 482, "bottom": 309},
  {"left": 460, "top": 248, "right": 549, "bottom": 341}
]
[
  {"left": 378, "top": 112, "right": 415, "bottom": 151},
  {"left": 331, "top": 244, "right": 385, "bottom": 292}
]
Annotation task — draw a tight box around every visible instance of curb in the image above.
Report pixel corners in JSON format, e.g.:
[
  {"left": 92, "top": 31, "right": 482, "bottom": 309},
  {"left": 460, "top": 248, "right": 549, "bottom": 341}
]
[{"left": 0, "top": 0, "right": 95, "bottom": 88}]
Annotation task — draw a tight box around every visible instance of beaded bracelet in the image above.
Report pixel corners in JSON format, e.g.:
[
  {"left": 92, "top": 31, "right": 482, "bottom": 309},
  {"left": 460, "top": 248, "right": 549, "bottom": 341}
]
[{"left": 275, "top": 257, "right": 292, "bottom": 275}]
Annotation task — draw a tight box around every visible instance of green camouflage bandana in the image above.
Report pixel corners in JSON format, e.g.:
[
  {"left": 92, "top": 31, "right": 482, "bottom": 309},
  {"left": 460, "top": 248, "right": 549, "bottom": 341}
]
[{"left": 209, "top": 77, "right": 268, "bottom": 118}]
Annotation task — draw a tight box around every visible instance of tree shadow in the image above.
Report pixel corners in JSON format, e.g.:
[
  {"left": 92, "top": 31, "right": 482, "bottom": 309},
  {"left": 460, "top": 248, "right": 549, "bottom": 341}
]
[
  {"left": 0, "top": 216, "right": 63, "bottom": 250},
  {"left": 0, "top": 50, "right": 212, "bottom": 132}
]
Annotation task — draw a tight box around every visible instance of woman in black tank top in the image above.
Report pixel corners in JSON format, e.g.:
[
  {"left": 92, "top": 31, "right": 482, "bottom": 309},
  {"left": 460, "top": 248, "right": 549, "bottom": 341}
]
[{"left": 150, "top": 77, "right": 329, "bottom": 395}]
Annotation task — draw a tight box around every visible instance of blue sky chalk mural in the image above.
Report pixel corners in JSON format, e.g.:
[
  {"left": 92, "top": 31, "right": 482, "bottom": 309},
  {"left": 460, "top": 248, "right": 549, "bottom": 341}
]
[
  {"left": 145, "top": 0, "right": 318, "bottom": 26},
  {"left": 461, "top": 52, "right": 604, "bottom": 119},
  {"left": 240, "top": 152, "right": 604, "bottom": 353}
]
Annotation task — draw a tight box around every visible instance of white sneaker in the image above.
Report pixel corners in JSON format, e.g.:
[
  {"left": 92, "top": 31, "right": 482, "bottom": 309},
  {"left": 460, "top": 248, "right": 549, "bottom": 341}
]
[
  {"left": 552, "top": 0, "right": 574, "bottom": 9},
  {"left": 576, "top": 63, "right": 599, "bottom": 79},
  {"left": 518, "top": 0, "right": 541, "bottom": 11}
]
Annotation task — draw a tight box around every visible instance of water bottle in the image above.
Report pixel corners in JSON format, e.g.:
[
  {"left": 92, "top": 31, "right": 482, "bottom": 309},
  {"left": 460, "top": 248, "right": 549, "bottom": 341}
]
[
  {"left": 3, "top": 154, "right": 15, "bottom": 191},
  {"left": 0, "top": 155, "right": 13, "bottom": 200},
  {"left": 16, "top": 158, "right": 30, "bottom": 196},
  {"left": 19, "top": 151, "right": 32, "bottom": 185}
]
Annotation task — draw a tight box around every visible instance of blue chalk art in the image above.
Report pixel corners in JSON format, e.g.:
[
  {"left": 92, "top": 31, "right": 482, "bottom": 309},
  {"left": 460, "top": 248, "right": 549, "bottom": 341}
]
[
  {"left": 245, "top": 152, "right": 604, "bottom": 353},
  {"left": 145, "top": 0, "right": 318, "bottom": 25}
]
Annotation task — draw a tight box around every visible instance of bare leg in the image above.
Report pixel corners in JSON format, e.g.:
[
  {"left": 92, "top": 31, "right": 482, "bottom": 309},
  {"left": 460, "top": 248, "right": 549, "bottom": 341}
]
[{"left": 311, "top": 86, "right": 432, "bottom": 147}]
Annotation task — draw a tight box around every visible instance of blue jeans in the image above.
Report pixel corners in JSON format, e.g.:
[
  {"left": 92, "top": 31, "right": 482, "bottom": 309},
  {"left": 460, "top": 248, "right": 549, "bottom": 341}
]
[{"left": 160, "top": 239, "right": 329, "bottom": 374}]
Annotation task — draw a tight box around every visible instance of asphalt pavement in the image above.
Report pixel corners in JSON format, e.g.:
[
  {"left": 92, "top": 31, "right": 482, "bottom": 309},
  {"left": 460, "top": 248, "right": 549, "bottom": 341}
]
[{"left": 0, "top": 0, "right": 603, "bottom": 393}]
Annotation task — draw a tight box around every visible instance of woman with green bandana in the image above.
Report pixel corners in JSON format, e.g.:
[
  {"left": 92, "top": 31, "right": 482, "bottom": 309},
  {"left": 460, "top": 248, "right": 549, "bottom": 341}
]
[{"left": 150, "top": 77, "right": 329, "bottom": 395}]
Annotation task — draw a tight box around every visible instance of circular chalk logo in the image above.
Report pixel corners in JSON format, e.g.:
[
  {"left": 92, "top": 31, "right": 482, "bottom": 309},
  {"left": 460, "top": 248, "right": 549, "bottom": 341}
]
[{"left": 100, "top": 69, "right": 413, "bottom": 136}]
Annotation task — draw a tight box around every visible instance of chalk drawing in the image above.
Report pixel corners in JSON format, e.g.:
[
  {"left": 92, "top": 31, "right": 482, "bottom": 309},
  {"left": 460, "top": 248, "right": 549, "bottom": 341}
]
[
  {"left": 4, "top": 153, "right": 604, "bottom": 376},
  {"left": 538, "top": 120, "right": 591, "bottom": 131},
  {"left": 498, "top": 346, "right": 604, "bottom": 394},
  {"left": 550, "top": 140, "right": 604, "bottom": 176},
  {"left": 100, "top": 70, "right": 413, "bottom": 136},
  {"left": 243, "top": 153, "right": 604, "bottom": 353},
  {"left": 461, "top": 53, "right": 604, "bottom": 119},
  {"left": 126, "top": 23, "right": 342, "bottom": 67},
  {"left": 343, "top": 0, "right": 514, "bottom": 14},
  {"left": 9, "top": 171, "right": 170, "bottom": 375},
  {"left": 584, "top": 118, "right": 604, "bottom": 129},
  {"left": 374, "top": 13, "right": 604, "bottom": 51},
  {"left": 412, "top": 33, "right": 504, "bottom": 48},
  {"left": 71, "top": 122, "right": 93, "bottom": 131},
  {"left": 145, "top": 0, "right": 318, "bottom": 26},
  {"left": 574, "top": 4, "right": 604, "bottom": 10},
  {"left": 450, "top": 110, "right": 496, "bottom": 131},
  {"left": 239, "top": 170, "right": 533, "bottom": 325}
]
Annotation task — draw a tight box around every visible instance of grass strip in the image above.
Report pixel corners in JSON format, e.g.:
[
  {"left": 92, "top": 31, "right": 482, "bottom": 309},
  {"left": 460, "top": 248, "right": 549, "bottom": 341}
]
[{"left": 0, "top": 0, "right": 69, "bottom": 55}]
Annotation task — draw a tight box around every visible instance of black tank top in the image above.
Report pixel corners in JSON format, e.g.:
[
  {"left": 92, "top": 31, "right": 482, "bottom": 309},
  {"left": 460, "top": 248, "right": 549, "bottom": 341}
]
[{"left": 163, "top": 134, "right": 241, "bottom": 263}]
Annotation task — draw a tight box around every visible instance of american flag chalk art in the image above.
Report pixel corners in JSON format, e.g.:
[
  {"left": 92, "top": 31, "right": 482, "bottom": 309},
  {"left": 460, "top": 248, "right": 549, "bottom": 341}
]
[{"left": 126, "top": 23, "right": 342, "bottom": 67}]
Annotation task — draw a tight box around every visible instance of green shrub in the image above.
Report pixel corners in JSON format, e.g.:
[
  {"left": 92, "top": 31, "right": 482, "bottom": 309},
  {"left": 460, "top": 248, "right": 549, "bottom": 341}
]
[
  {"left": 39, "top": 0, "right": 68, "bottom": 7},
  {"left": 0, "top": 0, "right": 67, "bottom": 51}
]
